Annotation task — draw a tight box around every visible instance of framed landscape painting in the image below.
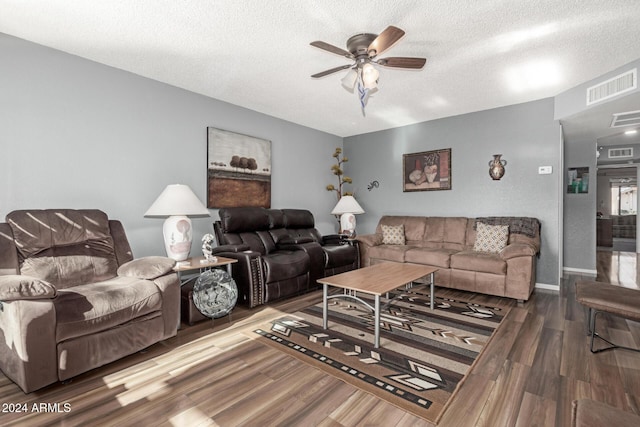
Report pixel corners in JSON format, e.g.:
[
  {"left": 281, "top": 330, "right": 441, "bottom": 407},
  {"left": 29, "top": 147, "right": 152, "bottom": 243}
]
[
  {"left": 207, "top": 127, "right": 272, "bottom": 208},
  {"left": 403, "top": 148, "right": 451, "bottom": 192}
]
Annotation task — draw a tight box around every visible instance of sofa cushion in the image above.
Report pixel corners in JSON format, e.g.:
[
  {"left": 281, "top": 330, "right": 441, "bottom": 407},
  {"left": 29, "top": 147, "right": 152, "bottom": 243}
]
[
  {"left": 261, "top": 250, "right": 309, "bottom": 283},
  {"left": 0, "top": 275, "right": 57, "bottom": 301},
  {"left": 54, "top": 277, "right": 163, "bottom": 342},
  {"left": 382, "top": 225, "right": 405, "bottom": 245},
  {"left": 405, "top": 247, "right": 458, "bottom": 268},
  {"left": 443, "top": 217, "right": 469, "bottom": 250},
  {"left": 450, "top": 251, "right": 507, "bottom": 275},
  {"left": 424, "top": 217, "right": 445, "bottom": 246},
  {"left": 368, "top": 245, "right": 410, "bottom": 263},
  {"left": 473, "top": 222, "right": 509, "bottom": 253},
  {"left": 7, "top": 210, "right": 119, "bottom": 289},
  {"left": 219, "top": 207, "right": 271, "bottom": 233}
]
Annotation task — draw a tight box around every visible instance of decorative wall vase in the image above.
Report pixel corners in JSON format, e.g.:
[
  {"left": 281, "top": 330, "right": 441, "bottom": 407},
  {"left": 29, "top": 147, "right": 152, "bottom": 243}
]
[{"left": 489, "top": 154, "right": 507, "bottom": 180}]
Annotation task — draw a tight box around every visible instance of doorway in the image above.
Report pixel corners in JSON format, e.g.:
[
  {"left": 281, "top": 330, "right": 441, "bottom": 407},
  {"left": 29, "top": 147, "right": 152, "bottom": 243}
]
[{"left": 597, "top": 166, "right": 638, "bottom": 252}]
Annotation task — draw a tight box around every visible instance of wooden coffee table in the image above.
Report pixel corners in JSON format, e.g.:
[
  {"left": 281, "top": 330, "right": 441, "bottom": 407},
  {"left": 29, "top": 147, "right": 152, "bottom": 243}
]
[{"left": 317, "top": 263, "right": 438, "bottom": 348}]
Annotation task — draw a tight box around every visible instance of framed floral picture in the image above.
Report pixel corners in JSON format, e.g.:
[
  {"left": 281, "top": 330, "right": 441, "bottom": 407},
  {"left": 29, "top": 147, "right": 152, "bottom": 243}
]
[{"left": 403, "top": 148, "right": 451, "bottom": 192}]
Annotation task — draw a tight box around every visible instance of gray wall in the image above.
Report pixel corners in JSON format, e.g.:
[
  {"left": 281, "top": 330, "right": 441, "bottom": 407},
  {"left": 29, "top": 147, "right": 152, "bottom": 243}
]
[
  {"left": 556, "top": 59, "right": 640, "bottom": 271},
  {"left": 0, "top": 33, "right": 563, "bottom": 286},
  {"left": 344, "top": 99, "right": 562, "bottom": 286},
  {"left": 563, "top": 139, "right": 597, "bottom": 272},
  {"left": 554, "top": 58, "right": 640, "bottom": 120},
  {"left": 0, "top": 33, "right": 342, "bottom": 257}
]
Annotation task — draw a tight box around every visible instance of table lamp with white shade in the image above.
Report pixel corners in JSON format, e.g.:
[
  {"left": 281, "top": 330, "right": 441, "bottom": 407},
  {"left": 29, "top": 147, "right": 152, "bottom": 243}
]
[
  {"left": 331, "top": 195, "right": 365, "bottom": 238},
  {"left": 144, "top": 184, "right": 210, "bottom": 261}
]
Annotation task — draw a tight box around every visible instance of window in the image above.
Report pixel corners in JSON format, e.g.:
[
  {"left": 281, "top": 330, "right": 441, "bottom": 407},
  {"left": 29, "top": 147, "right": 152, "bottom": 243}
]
[{"left": 611, "top": 184, "right": 637, "bottom": 215}]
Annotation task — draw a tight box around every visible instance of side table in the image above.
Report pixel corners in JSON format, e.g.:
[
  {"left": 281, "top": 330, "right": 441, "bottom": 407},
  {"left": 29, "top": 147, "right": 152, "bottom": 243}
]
[{"left": 174, "top": 256, "right": 238, "bottom": 326}]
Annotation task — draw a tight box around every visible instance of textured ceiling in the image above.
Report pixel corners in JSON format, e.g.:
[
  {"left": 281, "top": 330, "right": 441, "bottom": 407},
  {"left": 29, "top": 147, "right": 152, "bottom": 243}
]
[{"left": 1, "top": 0, "right": 640, "bottom": 137}]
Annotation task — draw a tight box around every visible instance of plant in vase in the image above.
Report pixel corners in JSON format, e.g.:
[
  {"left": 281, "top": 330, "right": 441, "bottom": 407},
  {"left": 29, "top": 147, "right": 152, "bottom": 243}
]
[{"left": 326, "top": 147, "right": 354, "bottom": 200}]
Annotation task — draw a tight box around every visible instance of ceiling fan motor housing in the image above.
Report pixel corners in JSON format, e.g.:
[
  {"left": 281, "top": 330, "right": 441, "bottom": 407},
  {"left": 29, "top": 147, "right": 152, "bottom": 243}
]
[{"left": 347, "top": 33, "right": 378, "bottom": 57}]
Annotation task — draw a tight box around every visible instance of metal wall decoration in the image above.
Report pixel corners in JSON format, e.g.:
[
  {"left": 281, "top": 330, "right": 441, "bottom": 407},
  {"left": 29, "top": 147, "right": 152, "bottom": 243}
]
[
  {"left": 207, "top": 127, "right": 272, "bottom": 208},
  {"left": 403, "top": 148, "right": 451, "bottom": 192}
]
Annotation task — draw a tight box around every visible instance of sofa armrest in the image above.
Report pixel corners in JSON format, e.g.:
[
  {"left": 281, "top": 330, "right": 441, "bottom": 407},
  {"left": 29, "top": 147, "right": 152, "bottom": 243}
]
[
  {"left": 117, "top": 256, "right": 176, "bottom": 280},
  {"left": 322, "top": 234, "right": 344, "bottom": 245},
  {"left": 499, "top": 243, "right": 537, "bottom": 260},
  {"left": 356, "top": 233, "right": 383, "bottom": 247},
  {"left": 212, "top": 244, "right": 251, "bottom": 254},
  {"left": 279, "top": 236, "right": 314, "bottom": 245},
  {"left": 211, "top": 250, "right": 264, "bottom": 308},
  {"left": 0, "top": 275, "right": 57, "bottom": 301}
]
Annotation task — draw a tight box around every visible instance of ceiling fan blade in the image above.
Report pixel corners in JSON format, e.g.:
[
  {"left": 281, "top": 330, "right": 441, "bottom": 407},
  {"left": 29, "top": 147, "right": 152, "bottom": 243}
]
[
  {"left": 311, "top": 64, "right": 353, "bottom": 78},
  {"left": 377, "top": 57, "right": 427, "bottom": 69},
  {"left": 368, "top": 26, "right": 405, "bottom": 56},
  {"left": 310, "top": 41, "right": 353, "bottom": 58}
]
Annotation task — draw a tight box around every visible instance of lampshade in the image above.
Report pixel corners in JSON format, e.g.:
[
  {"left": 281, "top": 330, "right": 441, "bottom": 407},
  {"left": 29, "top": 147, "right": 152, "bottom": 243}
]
[
  {"left": 144, "top": 184, "right": 210, "bottom": 217},
  {"left": 144, "top": 184, "right": 209, "bottom": 262},
  {"left": 331, "top": 196, "right": 364, "bottom": 238},
  {"left": 331, "top": 195, "right": 365, "bottom": 215}
]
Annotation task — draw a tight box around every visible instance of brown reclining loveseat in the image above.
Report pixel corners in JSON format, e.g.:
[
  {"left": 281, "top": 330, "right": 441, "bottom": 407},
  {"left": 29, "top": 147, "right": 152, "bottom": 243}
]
[{"left": 212, "top": 207, "right": 359, "bottom": 307}]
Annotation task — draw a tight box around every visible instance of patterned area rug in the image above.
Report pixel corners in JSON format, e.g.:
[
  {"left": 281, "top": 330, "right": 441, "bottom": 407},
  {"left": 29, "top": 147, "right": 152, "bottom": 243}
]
[{"left": 251, "top": 287, "right": 509, "bottom": 423}]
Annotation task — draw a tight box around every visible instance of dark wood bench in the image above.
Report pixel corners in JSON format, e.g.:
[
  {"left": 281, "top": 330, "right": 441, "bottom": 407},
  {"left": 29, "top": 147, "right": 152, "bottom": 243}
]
[{"left": 575, "top": 280, "right": 640, "bottom": 353}]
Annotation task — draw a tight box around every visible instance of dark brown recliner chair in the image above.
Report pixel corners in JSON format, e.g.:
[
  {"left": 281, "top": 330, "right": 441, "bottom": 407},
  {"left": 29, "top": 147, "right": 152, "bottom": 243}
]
[
  {"left": 213, "top": 207, "right": 311, "bottom": 307},
  {"left": 0, "top": 209, "right": 180, "bottom": 393}
]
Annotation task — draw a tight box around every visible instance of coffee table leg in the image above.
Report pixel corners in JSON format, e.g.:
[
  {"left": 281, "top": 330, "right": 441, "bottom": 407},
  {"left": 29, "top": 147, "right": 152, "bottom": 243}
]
[
  {"left": 374, "top": 294, "right": 380, "bottom": 348},
  {"left": 323, "top": 283, "right": 328, "bottom": 330},
  {"left": 430, "top": 272, "right": 434, "bottom": 310}
]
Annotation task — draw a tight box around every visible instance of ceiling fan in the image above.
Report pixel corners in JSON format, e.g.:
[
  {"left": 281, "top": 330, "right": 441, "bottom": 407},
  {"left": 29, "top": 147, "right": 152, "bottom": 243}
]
[{"left": 310, "top": 26, "right": 426, "bottom": 107}]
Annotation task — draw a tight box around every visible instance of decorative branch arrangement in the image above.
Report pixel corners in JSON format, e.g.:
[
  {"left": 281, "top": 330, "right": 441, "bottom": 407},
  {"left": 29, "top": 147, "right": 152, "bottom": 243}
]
[{"left": 326, "top": 147, "right": 353, "bottom": 200}]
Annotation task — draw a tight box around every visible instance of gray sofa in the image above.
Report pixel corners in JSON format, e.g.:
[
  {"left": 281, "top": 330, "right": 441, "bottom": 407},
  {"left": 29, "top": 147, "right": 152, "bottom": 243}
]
[
  {"left": 0, "top": 209, "right": 180, "bottom": 393},
  {"left": 356, "top": 215, "right": 540, "bottom": 301}
]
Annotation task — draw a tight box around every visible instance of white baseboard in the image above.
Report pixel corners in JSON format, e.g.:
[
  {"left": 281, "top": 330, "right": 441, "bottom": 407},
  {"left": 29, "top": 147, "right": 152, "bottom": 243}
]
[
  {"left": 535, "top": 282, "right": 560, "bottom": 292},
  {"left": 562, "top": 267, "right": 597, "bottom": 277}
]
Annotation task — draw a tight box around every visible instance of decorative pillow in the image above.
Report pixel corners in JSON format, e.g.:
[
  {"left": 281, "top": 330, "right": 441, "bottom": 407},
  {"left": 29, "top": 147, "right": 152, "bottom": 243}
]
[
  {"left": 381, "top": 224, "right": 406, "bottom": 245},
  {"left": 0, "top": 275, "right": 57, "bottom": 301},
  {"left": 473, "top": 222, "right": 509, "bottom": 253}
]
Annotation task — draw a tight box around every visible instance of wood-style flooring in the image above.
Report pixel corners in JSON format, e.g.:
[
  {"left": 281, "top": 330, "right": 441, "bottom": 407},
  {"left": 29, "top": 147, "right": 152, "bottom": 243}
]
[{"left": 1, "top": 251, "right": 640, "bottom": 426}]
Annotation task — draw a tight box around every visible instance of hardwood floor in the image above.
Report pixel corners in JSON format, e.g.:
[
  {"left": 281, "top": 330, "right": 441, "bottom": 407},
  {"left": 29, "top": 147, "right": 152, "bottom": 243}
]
[{"left": 1, "top": 252, "right": 640, "bottom": 426}]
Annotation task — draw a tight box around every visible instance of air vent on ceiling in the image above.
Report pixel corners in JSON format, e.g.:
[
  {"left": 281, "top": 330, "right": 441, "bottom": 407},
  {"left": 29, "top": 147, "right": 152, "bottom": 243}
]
[
  {"left": 608, "top": 147, "right": 633, "bottom": 159},
  {"left": 586, "top": 68, "right": 637, "bottom": 106},
  {"left": 611, "top": 110, "right": 640, "bottom": 128}
]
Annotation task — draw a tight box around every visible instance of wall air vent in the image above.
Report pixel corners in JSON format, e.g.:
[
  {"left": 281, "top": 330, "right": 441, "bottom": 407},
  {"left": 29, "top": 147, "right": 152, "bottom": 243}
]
[
  {"left": 608, "top": 147, "right": 633, "bottom": 159},
  {"left": 586, "top": 68, "right": 637, "bottom": 106},
  {"left": 611, "top": 110, "right": 640, "bottom": 128}
]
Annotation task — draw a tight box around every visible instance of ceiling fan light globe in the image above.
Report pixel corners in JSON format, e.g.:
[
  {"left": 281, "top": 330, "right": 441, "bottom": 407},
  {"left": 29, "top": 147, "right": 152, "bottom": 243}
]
[
  {"left": 363, "top": 79, "right": 378, "bottom": 90},
  {"left": 341, "top": 69, "right": 358, "bottom": 92},
  {"left": 362, "top": 63, "right": 379, "bottom": 88}
]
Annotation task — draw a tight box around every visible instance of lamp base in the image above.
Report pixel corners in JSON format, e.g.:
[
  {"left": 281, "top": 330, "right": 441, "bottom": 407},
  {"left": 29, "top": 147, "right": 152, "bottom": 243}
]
[
  {"left": 339, "top": 213, "right": 357, "bottom": 238},
  {"left": 163, "top": 215, "right": 192, "bottom": 261}
]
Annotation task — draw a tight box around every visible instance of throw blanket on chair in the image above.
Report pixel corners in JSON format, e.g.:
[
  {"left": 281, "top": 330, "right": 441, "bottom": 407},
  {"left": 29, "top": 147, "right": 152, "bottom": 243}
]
[{"left": 475, "top": 217, "right": 540, "bottom": 238}]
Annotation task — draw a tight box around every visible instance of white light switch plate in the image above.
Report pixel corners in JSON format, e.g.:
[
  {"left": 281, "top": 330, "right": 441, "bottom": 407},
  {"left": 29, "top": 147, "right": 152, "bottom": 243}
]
[{"left": 538, "top": 166, "right": 553, "bottom": 174}]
